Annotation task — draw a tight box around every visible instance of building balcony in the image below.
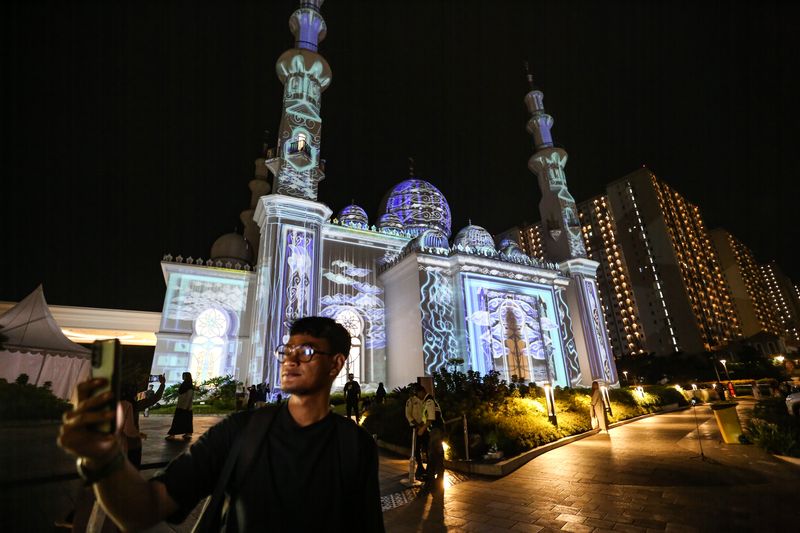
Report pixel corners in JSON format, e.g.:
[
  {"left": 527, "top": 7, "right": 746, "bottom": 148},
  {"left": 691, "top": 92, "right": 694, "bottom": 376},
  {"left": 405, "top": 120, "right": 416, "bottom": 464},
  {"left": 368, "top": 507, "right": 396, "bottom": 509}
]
[{"left": 286, "top": 140, "right": 312, "bottom": 167}]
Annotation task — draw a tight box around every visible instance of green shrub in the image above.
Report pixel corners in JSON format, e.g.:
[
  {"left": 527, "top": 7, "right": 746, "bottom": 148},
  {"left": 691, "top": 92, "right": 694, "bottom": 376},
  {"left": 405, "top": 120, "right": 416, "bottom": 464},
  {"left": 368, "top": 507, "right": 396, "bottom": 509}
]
[
  {"left": 0, "top": 374, "right": 73, "bottom": 421},
  {"left": 365, "top": 368, "right": 685, "bottom": 461},
  {"left": 747, "top": 418, "right": 798, "bottom": 457}
]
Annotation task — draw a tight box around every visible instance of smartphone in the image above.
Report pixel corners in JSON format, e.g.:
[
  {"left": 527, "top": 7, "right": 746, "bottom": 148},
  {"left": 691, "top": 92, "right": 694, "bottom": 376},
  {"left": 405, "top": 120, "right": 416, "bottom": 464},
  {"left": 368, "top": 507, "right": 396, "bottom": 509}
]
[
  {"left": 90, "top": 339, "right": 121, "bottom": 434},
  {"left": 148, "top": 374, "right": 161, "bottom": 383}
]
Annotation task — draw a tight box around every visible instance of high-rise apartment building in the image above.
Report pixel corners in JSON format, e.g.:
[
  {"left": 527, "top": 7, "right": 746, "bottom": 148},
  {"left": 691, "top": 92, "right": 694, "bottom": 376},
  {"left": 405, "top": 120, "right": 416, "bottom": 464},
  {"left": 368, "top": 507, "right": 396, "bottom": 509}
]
[
  {"left": 503, "top": 167, "right": 744, "bottom": 356},
  {"left": 761, "top": 262, "right": 800, "bottom": 342},
  {"left": 606, "top": 168, "right": 741, "bottom": 354},
  {"left": 576, "top": 196, "right": 648, "bottom": 358},
  {"left": 709, "top": 229, "right": 782, "bottom": 338}
]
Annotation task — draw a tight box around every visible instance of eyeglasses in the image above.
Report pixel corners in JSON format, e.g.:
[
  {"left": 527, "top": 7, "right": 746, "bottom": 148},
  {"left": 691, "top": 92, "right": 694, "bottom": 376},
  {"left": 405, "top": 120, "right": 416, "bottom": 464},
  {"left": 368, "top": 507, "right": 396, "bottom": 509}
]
[{"left": 274, "top": 344, "right": 333, "bottom": 363}]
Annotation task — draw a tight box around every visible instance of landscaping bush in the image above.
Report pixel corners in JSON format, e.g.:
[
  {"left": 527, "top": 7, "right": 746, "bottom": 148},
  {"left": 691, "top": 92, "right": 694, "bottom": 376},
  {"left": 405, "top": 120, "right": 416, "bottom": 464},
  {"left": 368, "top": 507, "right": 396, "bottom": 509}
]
[
  {"left": 364, "top": 368, "right": 687, "bottom": 461},
  {"left": 746, "top": 397, "right": 800, "bottom": 457},
  {"left": 0, "top": 374, "right": 72, "bottom": 421}
]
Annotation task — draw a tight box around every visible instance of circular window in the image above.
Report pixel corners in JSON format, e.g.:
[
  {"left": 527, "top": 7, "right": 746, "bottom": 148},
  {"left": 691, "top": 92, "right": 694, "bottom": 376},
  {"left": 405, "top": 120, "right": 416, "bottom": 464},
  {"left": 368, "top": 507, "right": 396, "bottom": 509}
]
[{"left": 195, "top": 308, "right": 229, "bottom": 338}]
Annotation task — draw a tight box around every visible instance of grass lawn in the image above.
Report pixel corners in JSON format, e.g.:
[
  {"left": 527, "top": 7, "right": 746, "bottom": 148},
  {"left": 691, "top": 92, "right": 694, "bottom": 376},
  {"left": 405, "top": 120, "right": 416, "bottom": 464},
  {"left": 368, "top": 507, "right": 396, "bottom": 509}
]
[{"left": 149, "top": 404, "right": 235, "bottom": 416}]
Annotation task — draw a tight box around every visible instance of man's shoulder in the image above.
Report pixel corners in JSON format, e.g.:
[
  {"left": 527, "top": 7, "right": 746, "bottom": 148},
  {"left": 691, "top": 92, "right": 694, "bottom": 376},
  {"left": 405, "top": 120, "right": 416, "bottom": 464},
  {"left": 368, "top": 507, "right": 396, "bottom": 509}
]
[{"left": 331, "top": 414, "right": 375, "bottom": 446}]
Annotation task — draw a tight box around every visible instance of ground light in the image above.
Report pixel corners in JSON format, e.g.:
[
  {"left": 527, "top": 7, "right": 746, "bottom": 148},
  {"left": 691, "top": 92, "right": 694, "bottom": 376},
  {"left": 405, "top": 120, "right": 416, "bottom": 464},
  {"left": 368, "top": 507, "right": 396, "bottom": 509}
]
[
  {"left": 636, "top": 385, "right": 645, "bottom": 400},
  {"left": 542, "top": 382, "right": 558, "bottom": 426}
]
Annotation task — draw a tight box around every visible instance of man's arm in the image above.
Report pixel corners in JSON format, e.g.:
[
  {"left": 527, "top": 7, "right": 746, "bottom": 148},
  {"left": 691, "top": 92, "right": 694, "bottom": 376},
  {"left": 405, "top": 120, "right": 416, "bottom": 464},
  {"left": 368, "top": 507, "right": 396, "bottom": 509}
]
[
  {"left": 59, "top": 379, "right": 179, "bottom": 530},
  {"left": 136, "top": 378, "right": 166, "bottom": 411}
]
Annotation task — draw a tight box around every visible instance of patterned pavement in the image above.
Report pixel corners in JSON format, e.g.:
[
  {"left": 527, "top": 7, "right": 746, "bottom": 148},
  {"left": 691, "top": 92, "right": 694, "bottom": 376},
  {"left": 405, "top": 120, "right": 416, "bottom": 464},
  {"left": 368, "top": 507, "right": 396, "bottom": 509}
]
[{"left": 2, "top": 402, "right": 798, "bottom": 532}]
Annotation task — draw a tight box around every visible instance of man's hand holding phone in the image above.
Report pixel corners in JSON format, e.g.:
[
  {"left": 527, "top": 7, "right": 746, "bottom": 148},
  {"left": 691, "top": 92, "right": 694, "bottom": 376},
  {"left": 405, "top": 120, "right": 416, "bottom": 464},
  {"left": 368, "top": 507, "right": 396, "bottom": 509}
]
[{"left": 58, "top": 378, "right": 122, "bottom": 469}]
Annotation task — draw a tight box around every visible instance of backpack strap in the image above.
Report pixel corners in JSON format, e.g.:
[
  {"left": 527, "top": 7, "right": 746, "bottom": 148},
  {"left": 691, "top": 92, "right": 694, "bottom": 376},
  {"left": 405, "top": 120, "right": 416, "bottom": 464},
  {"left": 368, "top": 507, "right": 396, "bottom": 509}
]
[
  {"left": 192, "top": 405, "right": 280, "bottom": 533},
  {"left": 336, "top": 415, "right": 361, "bottom": 499}
]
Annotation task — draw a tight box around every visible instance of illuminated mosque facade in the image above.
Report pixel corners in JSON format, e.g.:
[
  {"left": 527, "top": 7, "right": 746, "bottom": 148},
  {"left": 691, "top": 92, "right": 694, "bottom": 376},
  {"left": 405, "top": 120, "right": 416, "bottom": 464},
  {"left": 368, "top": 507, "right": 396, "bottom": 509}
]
[{"left": 149, "top": 0, "right": 619, "bottom": 392}]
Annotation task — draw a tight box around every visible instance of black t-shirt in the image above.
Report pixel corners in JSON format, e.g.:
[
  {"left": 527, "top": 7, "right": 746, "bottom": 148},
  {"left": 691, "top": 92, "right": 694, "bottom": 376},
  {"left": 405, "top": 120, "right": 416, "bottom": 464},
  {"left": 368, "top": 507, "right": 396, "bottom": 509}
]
[{"left": 152, "top": 404, "right": 384, "bottom": 532}]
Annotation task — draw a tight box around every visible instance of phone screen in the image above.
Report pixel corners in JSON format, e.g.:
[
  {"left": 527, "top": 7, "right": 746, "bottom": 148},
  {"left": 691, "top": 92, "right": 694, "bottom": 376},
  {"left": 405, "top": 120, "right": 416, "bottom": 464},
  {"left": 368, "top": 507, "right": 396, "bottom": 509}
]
[
  {"left": 149, "top": 374, "right": 161, "bottom": 383},
  {"left": 90, "top": 339, "right": 121, "bottom": 434}
]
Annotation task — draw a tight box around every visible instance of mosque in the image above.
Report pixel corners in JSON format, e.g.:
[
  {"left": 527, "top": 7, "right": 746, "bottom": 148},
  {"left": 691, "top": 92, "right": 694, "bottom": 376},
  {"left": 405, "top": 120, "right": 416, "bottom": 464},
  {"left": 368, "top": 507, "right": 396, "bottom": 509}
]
[{"left": 149, "top": 0, "right": 619, "bottom": 392}]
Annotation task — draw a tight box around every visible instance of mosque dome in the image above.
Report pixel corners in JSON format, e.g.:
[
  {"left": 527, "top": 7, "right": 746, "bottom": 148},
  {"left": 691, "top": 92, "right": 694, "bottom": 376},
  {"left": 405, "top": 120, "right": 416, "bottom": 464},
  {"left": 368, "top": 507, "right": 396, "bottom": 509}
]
[
  {"left": 499, "top": 240, "right": 529, "bottom": 261},
  {"left": 377, "top": 212, "right": 404, "bottom": 233},
  {"left": 337, "top": 204, "right": 369, "bottom": 229},
  {"left": 381, "top": 178, "right": 451, "bottom": 238},
  {"left": 210, "top": 232, "right": 253, "bottom": 265},
  {"left": 454, "top": 224, "right": 496, "bottom": 255},
  {"left": 497, "top": 237, "right": 519, "bottom": 250},
  {"left": 404, "top": 228, "right": 450, "bottom": 254}
]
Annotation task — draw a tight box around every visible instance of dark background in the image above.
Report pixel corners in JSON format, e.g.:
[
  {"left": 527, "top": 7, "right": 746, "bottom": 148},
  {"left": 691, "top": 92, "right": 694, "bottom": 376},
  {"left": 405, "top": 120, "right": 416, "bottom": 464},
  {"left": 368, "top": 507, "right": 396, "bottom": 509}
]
[{"left": 2, "top": 0, "right": 798, "bottom": 311}]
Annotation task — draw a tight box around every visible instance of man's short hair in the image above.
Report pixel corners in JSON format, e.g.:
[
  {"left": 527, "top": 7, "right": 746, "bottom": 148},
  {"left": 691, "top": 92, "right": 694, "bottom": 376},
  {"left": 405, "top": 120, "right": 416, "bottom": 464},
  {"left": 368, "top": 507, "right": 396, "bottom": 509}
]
[{"left": 290, "top": 316, "right": 351, "bottom": 357}]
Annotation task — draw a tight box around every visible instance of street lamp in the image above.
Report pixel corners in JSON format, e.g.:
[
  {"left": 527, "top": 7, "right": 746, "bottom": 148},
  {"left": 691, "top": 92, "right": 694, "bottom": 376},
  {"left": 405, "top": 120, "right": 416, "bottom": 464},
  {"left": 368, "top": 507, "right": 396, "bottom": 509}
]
[
  {"left": 720, "top": 359, "right": 731, "bottom": 381},
  {"left": 622, "top": 370, "right": 629, "bottom": 385}
]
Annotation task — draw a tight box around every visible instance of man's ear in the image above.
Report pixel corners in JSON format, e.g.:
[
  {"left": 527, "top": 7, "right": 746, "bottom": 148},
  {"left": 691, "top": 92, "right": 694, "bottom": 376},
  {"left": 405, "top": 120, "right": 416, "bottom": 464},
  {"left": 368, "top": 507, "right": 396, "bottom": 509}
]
[{"left": 331, "top": 353, "right": 346, "bottom": 377}]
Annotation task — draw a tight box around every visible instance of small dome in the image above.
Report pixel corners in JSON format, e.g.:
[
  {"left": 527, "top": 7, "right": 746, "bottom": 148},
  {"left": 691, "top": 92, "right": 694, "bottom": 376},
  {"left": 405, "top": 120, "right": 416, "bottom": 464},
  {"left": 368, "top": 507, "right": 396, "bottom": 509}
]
[
  {"left": 501, "top": 243, "right": 529, "bottom": 261},
  {"left": 413, "top": 229, "right": 450, "bottom": 252},
  {"left": 377, "top": 212, "right": 404, "bottom": 232},
  {"left": 497, "top": 237, "right": 519, "bottom": 250},
  {"left": 337, "top": 204, "right": 369, "bottom": 229},
  {"left": 454, "top": 224, "right": 496, "bottom": 255},
  {"left": 210, "top": 233, "right": 253, "bottom": 265},
  {"left": 381, "top": 178, "right": 451, "bottom": 238}
]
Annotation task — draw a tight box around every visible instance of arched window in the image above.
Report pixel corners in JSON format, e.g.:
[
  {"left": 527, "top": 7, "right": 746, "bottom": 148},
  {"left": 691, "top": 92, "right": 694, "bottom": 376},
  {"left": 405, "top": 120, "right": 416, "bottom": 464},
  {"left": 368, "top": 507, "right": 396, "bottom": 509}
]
[
  {"left": 190, "top": 308, "right": 229, "bottom": 383},
  {"left": 334, "top": 308, "right": 363, "bottom": 388}
]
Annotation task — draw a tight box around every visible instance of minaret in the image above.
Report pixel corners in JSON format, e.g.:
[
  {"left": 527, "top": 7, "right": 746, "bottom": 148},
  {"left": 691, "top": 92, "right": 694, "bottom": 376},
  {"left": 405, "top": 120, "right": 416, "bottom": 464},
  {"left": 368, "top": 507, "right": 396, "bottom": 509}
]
[
  {"left": 265, "top": 0, "right": 331, "bottom": 201},
  {"left": 525, "top": 66, "right": 586, "bottom": 263},
  {"left": 524, "top": 66, "right": 617, "bottom": 387},
  {"left": 250, "top": 0, "right": 333, "bottom": 388}
]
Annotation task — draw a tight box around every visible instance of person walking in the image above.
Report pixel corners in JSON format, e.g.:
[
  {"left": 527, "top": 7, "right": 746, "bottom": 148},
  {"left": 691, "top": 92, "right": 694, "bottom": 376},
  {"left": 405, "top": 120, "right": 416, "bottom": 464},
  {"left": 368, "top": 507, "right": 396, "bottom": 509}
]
[
  {"left": 420, "top": 386, "right": 445, "bottom": 491},
  {"left": 590, "top": 381, "right": 609, "bottom": 432},
  {"left": 166, "top": 372, "right": 194, "bottom": 441},
  {"left": 343, "top": 373, "right": 361, "bottom": 422},
  {"left": 57, "top": 316, "right": 384, "bottom": 532},
  {"left": 405, "top": 384, "right": 426, "bottom": 480},
  {"left": 375, "top": 382, "right": 387, "bottom": 405}
]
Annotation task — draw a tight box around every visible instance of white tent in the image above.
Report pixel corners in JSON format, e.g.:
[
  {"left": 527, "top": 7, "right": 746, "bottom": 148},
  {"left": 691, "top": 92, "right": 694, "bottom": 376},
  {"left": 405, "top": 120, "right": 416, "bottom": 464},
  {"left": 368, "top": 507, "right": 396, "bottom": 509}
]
[{"left": 0, "top": 285, "right": 91, "bottom": 400}]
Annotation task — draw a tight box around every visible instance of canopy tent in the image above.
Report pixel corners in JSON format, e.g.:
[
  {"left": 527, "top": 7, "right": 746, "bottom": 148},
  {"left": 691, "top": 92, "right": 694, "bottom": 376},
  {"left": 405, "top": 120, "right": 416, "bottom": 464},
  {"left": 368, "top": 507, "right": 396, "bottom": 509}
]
[{"left": 0, "top": 285, "right": 91, "bottom": 400}]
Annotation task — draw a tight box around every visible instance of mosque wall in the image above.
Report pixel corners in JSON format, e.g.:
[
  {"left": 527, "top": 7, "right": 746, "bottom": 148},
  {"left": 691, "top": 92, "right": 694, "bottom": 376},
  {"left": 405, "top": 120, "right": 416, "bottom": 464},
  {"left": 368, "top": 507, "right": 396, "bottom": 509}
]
[{"left": 151, "top": 263, "right": 254, "bottom": 384}]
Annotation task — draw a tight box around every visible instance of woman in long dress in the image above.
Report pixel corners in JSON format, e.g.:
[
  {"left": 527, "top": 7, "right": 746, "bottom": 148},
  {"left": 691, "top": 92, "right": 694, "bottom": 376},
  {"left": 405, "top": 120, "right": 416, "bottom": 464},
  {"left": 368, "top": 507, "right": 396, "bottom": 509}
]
[
  {"left": 166, "top": 372, "right": 194, "bottom": 440},
  {"left": 590, "top": 381, "right": 609, "bottom": 432}
]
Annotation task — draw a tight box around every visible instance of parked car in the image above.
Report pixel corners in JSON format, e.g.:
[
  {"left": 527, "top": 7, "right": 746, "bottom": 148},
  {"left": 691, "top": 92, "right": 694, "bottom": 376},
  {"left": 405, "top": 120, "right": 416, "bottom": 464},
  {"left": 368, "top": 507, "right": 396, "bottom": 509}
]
[{"left": 787, "top": 392, "right": 800, "bottom": 417}]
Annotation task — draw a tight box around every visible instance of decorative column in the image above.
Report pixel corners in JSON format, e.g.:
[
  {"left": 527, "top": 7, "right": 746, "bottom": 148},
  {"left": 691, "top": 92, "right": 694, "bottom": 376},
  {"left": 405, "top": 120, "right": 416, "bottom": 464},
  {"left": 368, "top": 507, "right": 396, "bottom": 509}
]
[
  {"left": 525, "top": 68, "right": 617, "bottom": 386},
  {"left": 250, "top": 0, "right": 333, "bottom": 388}
]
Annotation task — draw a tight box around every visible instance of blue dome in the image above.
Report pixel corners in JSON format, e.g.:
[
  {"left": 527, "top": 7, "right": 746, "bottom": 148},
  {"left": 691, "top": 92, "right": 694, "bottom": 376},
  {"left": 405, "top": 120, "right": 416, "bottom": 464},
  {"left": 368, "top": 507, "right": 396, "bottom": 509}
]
[
  {"left": 382, "top": 178, "right": 451, "bottom": 238},
  {"left": 337, "top": 204, "right": 369, "bottom": 229},
  {"left": 454, "top": 224, "right": 496, "bottom": 255},
  {"left": 377, "top": 212, "right": 404, "bottom": 232},
  {"left": 499, "top": 239, "right": 530, "bottom": 262},
  {"left": 497, "top": 237, "right": 519, "bottom": 250},
  {"left": 417, "top": 229, "right": 450, "bottom": 252}
]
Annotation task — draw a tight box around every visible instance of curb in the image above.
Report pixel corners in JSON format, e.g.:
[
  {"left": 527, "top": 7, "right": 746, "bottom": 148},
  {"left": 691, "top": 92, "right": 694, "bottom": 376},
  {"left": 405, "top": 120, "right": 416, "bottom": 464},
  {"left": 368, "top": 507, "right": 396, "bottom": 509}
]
[{"left": 377, "top": 404, "right": 690, "bottom": 477}]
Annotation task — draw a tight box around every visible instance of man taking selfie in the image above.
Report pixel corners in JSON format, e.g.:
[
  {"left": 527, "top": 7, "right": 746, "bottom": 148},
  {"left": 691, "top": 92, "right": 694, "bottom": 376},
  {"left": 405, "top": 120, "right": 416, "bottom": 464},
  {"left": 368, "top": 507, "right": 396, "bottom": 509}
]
[{"left": 58, "top": 316, "right": 384, "bottom": 532}]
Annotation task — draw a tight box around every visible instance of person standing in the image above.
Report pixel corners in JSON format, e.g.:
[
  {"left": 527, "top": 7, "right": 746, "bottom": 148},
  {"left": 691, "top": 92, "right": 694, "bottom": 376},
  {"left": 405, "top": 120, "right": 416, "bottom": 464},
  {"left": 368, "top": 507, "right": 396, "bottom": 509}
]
[
  {"left": 343, "top": 373, "right": 361, "bottom": 422},
  {"left": 57, "top": 316, "right": 384, "bottom": 531},
  {"left": 166, "top": 372, "right": 194, "bottom": 441},
  {"left": 590, "top": 381, "right": 609, "bottom": 432},
  {"left": 420, "top": 386, "right": 445, "bottom": 491},
  {"left": 143, "top": 384, "right": 155, "bottom": 417},
  {"left": 375, "top": 382, "right": 387, "bottom": 405},
  {"left": 120, "top": 376, "right": 165, "bottom": 466},
  {"left": 405, "top": 384, "right": 426, "bottom": 480}
]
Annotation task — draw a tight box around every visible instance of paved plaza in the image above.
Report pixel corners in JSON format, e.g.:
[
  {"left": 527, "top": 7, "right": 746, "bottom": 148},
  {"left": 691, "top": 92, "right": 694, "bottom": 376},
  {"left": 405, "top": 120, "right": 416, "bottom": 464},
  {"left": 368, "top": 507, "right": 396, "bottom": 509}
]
[{"left": 1, "top": 402, "right": 798, "bottom": 532}]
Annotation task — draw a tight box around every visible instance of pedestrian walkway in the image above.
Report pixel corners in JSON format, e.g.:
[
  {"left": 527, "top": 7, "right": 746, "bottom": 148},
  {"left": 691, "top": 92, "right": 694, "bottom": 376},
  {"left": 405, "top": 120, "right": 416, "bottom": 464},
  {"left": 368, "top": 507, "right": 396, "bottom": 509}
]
[
  {"left": 383, "top": 403, "right": 800, "bottom": 532},
  {"left": 3, "top": 404, "right": 798, "bottom": 532}
]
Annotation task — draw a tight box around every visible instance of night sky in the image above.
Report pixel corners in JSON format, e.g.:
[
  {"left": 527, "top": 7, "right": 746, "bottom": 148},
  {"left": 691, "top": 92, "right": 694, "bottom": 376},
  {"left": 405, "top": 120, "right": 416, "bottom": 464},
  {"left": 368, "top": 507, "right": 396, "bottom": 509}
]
[{"left": 2, "top": 0, "right": 798, "bottom": 312}]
